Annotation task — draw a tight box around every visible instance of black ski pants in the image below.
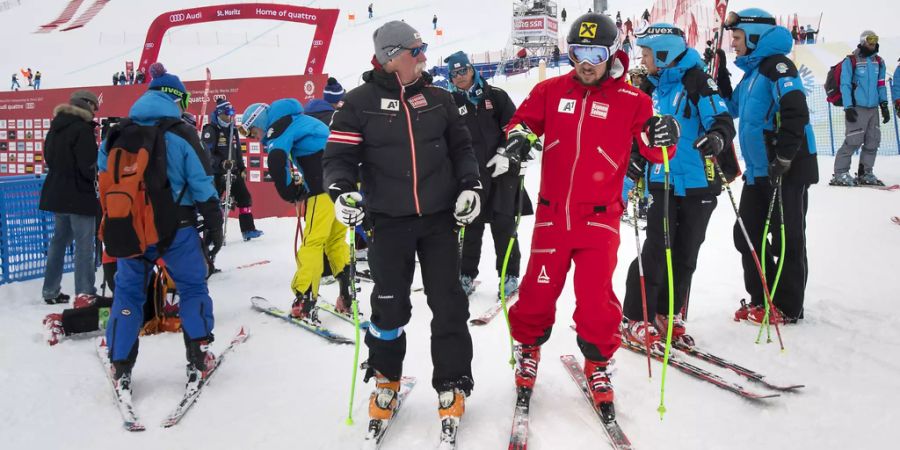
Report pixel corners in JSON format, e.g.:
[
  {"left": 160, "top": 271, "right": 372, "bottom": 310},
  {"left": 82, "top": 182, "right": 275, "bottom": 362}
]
[
  {"left": 214, "top": 172, "right": 256, "bottom": 232},
  {"left": 624, "top": 190, "right": 717, "bottom": 321},
  {"left": 460, "top": 213, "right": 520, "bottom": 279},
  {"left": 364, "top": 211, "right": 474, "bottom": 393},
  {"left": 733, "top": 182, "right": 809, "bottom": 319}
]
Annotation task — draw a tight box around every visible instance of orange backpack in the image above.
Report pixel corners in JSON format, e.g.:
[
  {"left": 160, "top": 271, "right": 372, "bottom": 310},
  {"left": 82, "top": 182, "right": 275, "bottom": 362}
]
[{"left": 99, "top": 119, "right": 183, "bottom": 258}]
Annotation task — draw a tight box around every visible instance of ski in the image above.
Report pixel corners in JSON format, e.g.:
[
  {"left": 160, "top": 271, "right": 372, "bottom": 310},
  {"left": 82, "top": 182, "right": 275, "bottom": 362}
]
[
  {"left": 161, "top": 326, "right": 249, "bottom": 427},
  {"left": 674, "top": 343, "right": 805, "bottom": 391},
  {"left": 860, "top": 184, "right": 899, "bottom": 191},
  {"left": 316, "top": 298, "right": 370, "bottom": 329},
  {"left": 507, "top": 387, "right": 532, "bottom": 450},
  {"left": 250, "top": 296, "right": 354, "bottom": 345},
  {"left": 96, "top": 338, "right": 145, "bottom": 432},
  {"left": 438, "top": 414, "right": 462, "bottom": 450},
  {"left": 195, "top": 67, "right": 212, "bottom": 133},
  {"left": 470, "top": 291, "right": 517, "bottom": 326},
  {"left": 363, "top": 376, "right": 417, "bottom": 450},
  {"left": 619, "top": 338, "right": 780, "bottom": 400},
  {"left": 560, "top": 355, "right": 633, "bottom": 450},
  {"left": 235, "top": 259, "right": 270, "bottom": 270}
]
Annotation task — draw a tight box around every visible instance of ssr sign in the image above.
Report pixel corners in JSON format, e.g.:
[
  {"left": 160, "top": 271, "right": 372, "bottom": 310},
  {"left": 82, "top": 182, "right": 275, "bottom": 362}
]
[{"left": 512, "top": 16, "right": 558, "bottom": 39}]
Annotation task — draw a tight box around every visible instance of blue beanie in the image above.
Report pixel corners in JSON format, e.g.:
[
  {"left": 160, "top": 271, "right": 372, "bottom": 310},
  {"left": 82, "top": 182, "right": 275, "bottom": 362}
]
[
  {"left": 147, "top": 62, "right": 188, "bottom": 105},
  {"left": 324, "top": 77, "right": 345, "bottom": 105},
  {"left": 444, "top": 51, "right": 472, "bottom": 72},
  {"left": 241, "top": 103, "right": 270, "bottom": 132},
  {"left": 213, "top": 98, "right": 235, "bottom": 127}
]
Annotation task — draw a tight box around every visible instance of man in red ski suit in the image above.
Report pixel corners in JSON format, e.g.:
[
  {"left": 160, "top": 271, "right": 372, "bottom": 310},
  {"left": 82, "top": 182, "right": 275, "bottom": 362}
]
[{"left": 503, "top": 13, "right": 679, "bottom": 409}]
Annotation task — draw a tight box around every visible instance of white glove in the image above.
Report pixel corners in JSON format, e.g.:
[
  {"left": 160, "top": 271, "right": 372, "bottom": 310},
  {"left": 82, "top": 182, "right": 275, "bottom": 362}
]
[
  {"left": 334, "top": 192, "right": 365, "bottom": 226},
  {"left": 453, "top": 190, "right": 481, "bottom": 225},
  {"left": 486, "top": 149, "right": 511, "bottom": 177}
]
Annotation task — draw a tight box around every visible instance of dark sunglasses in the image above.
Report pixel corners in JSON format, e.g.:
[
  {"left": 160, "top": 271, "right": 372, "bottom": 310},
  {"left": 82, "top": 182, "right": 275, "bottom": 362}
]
[
  {"left": 385, "top": 42, "right": 428, "bottom": 58},
  {"left": 450, "top": 66, "right": 471, "bottom": 78}
]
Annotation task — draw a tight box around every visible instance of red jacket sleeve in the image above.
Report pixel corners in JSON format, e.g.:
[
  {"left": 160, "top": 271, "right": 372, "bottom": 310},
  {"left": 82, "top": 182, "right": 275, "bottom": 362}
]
[
  {"left": 505, "top": 79, "right": 548, "bottom": 137},
  {"left": 632, "top": 92, "right": 676, "bottom": 164}
]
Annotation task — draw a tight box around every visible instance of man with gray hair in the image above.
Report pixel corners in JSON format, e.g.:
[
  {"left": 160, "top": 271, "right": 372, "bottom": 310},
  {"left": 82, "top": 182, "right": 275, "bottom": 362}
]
[
  {"left": 323, "top": 20, "right": 481, "bottom": 445},
  {"left": 39, "top": 90, "right": 101, "bottom": 305},
  {"left": 831, "top": 30, "right": 890, "bottom": 186}
]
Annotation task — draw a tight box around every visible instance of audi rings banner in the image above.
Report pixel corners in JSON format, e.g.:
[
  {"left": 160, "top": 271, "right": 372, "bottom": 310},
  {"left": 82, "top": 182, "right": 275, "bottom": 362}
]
[{"left": 138, "top": 3, "right": 339, "bottom": 77}]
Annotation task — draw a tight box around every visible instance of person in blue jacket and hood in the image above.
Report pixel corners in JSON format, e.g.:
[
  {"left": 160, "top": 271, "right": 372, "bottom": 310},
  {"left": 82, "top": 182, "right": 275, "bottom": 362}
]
[
  {"left": 99, "top": 62, "right": 224, "bottom": 390},
  {"left": 831, "top": 30, "right": 890, "bottom": 187},
  {"left": 240, "top": 99, "right": 353, "bottom": 322},
  {"left": 619, "top": 24, "right": 736, "bottom": 350},
  {"left": 720, "top": 9, "right": 818, "bottom": 325}
]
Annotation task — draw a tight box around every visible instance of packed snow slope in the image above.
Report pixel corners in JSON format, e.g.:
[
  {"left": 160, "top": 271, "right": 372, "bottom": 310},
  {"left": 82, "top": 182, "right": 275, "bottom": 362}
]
[{"left": 3, "top": 1, "right": 900, "bottom": 449}]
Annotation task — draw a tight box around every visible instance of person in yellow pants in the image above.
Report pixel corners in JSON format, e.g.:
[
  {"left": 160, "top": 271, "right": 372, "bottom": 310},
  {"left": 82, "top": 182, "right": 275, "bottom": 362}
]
[{"left": 241, "top": 99, "right": 352, "bottom": 323}]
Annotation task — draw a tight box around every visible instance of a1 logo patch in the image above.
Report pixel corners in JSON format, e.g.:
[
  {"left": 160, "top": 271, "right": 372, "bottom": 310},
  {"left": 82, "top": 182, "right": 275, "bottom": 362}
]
[
  {"left": 558, "top": 98, "right": 577, "bottom": 114},
  {"left": 590, "top": 101, "right": 609, "bottom": 119},
  {"left": 381, "top": 98, "right": 400, "bottom": 111}
]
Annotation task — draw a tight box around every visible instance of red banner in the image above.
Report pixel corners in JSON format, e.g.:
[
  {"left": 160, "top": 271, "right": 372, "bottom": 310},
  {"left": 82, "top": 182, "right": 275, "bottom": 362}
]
[
  {"left": 138, "top": 3, "right": 338, "bottom": 77},
  {"left": 0, "top": 74, "right": 326, "bottom": 218}
]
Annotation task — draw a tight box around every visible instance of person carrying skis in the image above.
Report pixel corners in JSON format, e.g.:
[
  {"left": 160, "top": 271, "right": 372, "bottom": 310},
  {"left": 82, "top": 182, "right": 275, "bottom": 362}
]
[
  {"left": 201, "top": 98, "right": 262, "bottom": 243},
  {"left": 99, "top": 62, "right": 223, "bottom": 392},
  {"left": 502, "top": 13, "right": 679, "bottom": 409},
  {"left": 620, "top": 23, "right": 736, "bottom": 351},
  {"left": 830, "top": 30, "right": 890, "bottom": 186},
  {"left": 323, "top": 20, "right": 481, "bottom": 432},
  {"left": 720, "top": 9, "right": 818, "bottom": 324},
  {"left": 240, "top": 99, "right": 354, "bottom": 320},
  {"left": 444, "top": 50, "right": 532, "bottom": 299}
]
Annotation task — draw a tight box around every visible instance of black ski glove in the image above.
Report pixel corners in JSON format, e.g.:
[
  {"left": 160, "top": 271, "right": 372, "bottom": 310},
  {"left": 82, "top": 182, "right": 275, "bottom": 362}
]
[
  {"left": 197, "top": 199, "right": 224, "bottom": 251},
  {"left": 641, "top": 115, "right": 681, "bottom": 148},
  {"left": 845, "top": 108, "right": 858, "bottom": 123},
  {"left": 880, "top": 102, "right": 890, "bottom": 124},
  {"left": 693, "top": 131, "right": 725, "bottom": 157},
  {"left": 626, "top": 153, "right": 648, "bottom": 182},
  {"left": 768, "top": 156, "right": 792, "bottom": 184},
  {"left": 503, "top": 124, "right": 539, "bottom": 163}
]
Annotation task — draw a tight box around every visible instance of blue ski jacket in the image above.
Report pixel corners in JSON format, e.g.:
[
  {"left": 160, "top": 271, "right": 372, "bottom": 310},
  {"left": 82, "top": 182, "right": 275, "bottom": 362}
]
[
  {"left": 260, "top": 98, "right": 330, "bottom": 196},
  {"left": 840, "top": 50, "right": 887, "bottom": 108}
]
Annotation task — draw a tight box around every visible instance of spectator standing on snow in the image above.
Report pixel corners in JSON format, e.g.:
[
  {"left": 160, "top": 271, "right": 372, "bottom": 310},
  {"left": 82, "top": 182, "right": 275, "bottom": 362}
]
[
  {"left": 432, "top": 14, "right": 438, "bottom": 30},
  {"left": 830, "top": 30, "right": 890, "bottom": 186},
  {"left": 34, "top": 70, "right": 41, "bottom": 89},
  {"left": 39, "top": 90, "right": 102, "bottom": 305},
  {"left": 11, "top": 73, "right": 20, "bottom": 90}
]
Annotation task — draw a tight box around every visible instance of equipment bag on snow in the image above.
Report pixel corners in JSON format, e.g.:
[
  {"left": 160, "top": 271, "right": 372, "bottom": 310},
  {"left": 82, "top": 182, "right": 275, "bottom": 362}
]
[
  {"left": 825, "top": 54, "right": 883, "bottom": 107},
  {"left": 98, "top": 118, "right": 183, "bottom": 258}
]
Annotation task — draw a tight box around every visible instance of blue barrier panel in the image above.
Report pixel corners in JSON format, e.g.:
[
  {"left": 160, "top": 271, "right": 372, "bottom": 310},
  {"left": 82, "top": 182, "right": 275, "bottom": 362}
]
[{"left": 0, "top": 175, "right": 75, "bottom": 284}]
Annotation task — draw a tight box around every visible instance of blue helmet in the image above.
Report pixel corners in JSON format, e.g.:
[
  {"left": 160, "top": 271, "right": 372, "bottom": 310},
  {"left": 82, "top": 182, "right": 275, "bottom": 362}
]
[
  {"left": 239, "top": 103, "right": 269, "bottom": 135},
  {"left": 724, "top": 8, "right": 777, "bottom": 51},
  {"left": 635, "top": 23, "right": 687, "bottom": 68}
]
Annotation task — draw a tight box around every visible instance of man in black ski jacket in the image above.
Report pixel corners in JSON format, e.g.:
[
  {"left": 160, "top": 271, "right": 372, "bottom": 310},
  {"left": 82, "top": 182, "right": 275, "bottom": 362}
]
[
  {"left": 323, "top": 20, "right": 481, "bottom": 426},
  {"left": 444, "top": 50, "right": 532, "bottom": 299},
  {"left": 200, "top": 98, "right": 261, "bottom": 243}
]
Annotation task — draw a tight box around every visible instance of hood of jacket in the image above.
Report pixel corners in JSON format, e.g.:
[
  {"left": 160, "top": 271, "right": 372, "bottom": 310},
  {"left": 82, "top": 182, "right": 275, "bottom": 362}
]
[
  {"left": 129, "top": 90, "right": 182, "bottom": 124},
  {"left": 264, "top": 98, "right": 305, "bottom": 129},
  {"left": 735, "top": 26, "right": 793, "bottom": 73},
  {"left": 649, "top": 48, "right": 705, "bottom": 94},
  {"left": 51, "top": 104, "right": 93, "bottom": 132}
]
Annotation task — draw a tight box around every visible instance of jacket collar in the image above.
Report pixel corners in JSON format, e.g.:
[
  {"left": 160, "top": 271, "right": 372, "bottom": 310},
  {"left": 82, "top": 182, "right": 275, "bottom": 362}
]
[{"left": 363, "top": 55, "right": 429, "bottom": 95}]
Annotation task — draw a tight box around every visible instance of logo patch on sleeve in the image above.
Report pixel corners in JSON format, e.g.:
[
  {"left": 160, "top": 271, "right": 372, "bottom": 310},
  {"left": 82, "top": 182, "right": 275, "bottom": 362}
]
[
  {"left": 558, "top": 98, "right": 577, "bottom": 114},
  {"left": 590, "top": 101, "right": 609, "bottom": 119},
  {"left": 381, "top": 98, "right": 400, "bottom": 111},
  {"left": 707, "top": 78, "right": 719, "bottom": 91},
  {"left": 458, "top": 105, "right": 468, "bottom": 116},
  {"left": 408, "top": 93, "right": 428, "bottom": 109},
  {"left": 776, "top": 62, "right": 789, "bottom": 74}
]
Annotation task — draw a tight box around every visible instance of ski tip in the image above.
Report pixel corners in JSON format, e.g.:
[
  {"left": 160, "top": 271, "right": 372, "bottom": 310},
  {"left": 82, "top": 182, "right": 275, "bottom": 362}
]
[
  {"left": 469, "top": 319, "right": 487, "bottom": 326},
  {"left": 125, "top": 422, "right": 146, "bottom": 432}
]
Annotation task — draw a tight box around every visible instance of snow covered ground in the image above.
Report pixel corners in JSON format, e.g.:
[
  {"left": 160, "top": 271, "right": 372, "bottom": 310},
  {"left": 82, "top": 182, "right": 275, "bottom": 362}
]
[
  {"left": 3, "top": 154, "right": 898, "bottom": 449},
  {"left": 3, "top": 0, "right": 900, "bottom": 449}
]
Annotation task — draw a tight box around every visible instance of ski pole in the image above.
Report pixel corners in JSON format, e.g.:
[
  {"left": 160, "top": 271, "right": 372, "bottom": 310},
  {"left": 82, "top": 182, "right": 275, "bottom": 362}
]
[
  {"left": 630, "top": 178, "right": 652, "bottom": 379},
  {"left": 756, "top": 182, "right": 786, "bottom": 347},
  {"left": 657, "top": 141, "right": 676, "bottom": 420},
  {"left": 712, "top": 160, "right": 784, "bottom": 350},
  {"left": 500, "top": 172, "right": 526, "bottom": 367},
  {"left": 345, "top": 197, "right": 363, "bottom": 425},
  {"left": 222, "top": 123, "right": 236, "bottom": 246}
]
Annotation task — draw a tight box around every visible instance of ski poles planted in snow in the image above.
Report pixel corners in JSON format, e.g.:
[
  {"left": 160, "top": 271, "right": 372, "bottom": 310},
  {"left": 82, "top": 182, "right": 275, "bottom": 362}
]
[
  {"left": 345, "top": 197, "right": 363, "bottom": 425},
  {"left": 500, "top": 172, "right": 527, "bottom": 366},
  {"left": 756, "top": 182, "right": 786, "bottom": 347},
  {"left": 657, "top": 142, "right": 676, "bottom": 420},
  {"left": 630, "top": 178, "right": 653, "bottom": 378},
  {"left": 712, "top": 159, "right": 785, "bottom": 351}
]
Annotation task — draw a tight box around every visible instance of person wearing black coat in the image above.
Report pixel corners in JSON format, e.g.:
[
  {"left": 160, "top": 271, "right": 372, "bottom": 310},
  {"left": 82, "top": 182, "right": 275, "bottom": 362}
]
[
  {"left": 444, "top": 51, "right": 533, "bottom": 299},
  {"left": 39, "top": 90, "right": 101, "bottom": 304}
]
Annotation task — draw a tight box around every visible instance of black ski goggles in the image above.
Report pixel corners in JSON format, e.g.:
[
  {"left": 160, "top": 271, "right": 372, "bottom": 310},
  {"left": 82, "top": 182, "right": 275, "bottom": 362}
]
[{"left": 723, "top": 12, "right": 776, "bottom": 30}]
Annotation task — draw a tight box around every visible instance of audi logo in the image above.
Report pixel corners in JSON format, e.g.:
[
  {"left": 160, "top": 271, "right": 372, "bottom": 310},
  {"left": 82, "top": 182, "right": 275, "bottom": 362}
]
[{"left": 170, "top": 13, "right": 186, "bottom": 22}]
